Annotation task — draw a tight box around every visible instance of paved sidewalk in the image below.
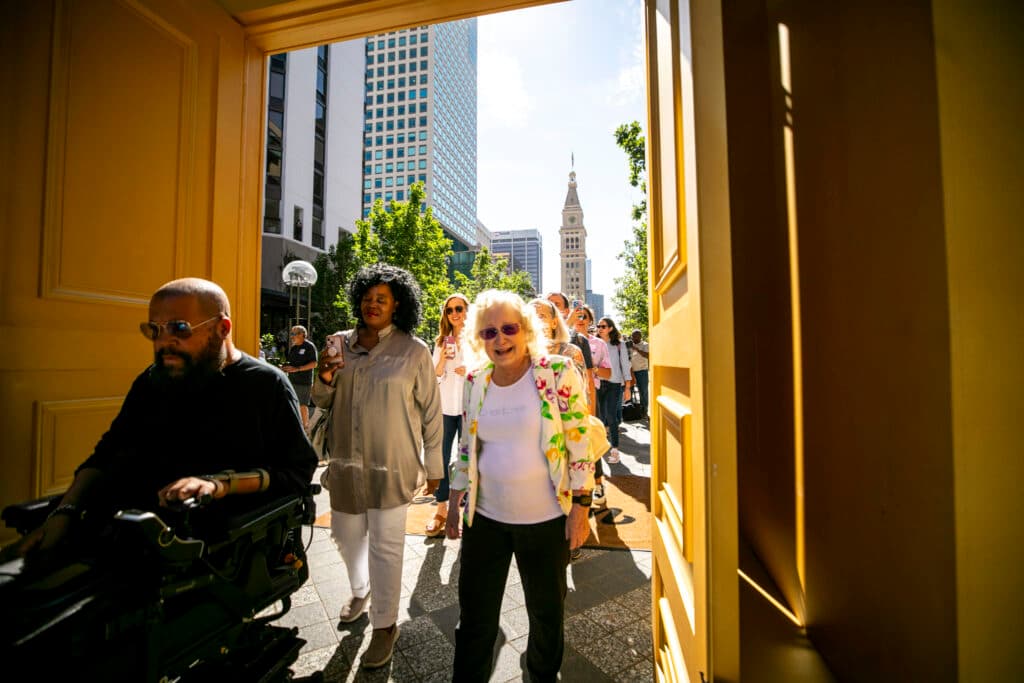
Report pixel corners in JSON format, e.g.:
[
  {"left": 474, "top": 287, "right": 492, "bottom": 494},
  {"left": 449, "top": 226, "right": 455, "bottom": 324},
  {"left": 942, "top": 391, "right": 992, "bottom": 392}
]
[{"left": 278, "top": 421, "right": 653, "bottom": 682}]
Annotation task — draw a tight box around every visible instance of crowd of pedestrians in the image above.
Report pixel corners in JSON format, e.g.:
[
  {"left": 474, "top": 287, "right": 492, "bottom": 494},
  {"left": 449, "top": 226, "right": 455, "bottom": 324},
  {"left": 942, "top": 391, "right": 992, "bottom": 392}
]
[
  {"left": 12, "top": 268, "right": 648, "bottom": 680},
  {"left": 295, "top": 267, "right": 650, "bottom": 677}
]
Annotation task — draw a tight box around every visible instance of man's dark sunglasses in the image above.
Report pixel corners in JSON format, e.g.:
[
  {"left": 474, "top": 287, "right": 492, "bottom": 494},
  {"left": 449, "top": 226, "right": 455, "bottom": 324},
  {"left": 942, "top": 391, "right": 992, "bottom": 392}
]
[
  {"left": 445, "top": 305, "right": 465, "bottom": 315},
  {"left": 478, "top": 323, "right": 521, "bottom": 340},
  {"left": 140, "top": 315, "right": 220, "bottom": 340}
]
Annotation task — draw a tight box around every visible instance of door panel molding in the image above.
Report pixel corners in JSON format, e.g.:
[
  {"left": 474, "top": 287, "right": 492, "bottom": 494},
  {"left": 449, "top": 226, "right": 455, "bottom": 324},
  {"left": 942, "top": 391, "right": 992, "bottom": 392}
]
[
  {"left": 646, "top": 0, "right": 740, "bottom": 679},
  {"left": 41, "top": 0, "right": 196, "bottom": 306},
  {"left": 34, "top": 397, "right": 124, "bottom": 496}
]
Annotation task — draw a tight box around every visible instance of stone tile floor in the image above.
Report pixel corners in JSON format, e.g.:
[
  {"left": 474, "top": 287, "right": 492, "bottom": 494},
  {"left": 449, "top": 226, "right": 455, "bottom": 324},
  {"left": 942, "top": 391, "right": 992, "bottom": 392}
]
[{"left": 277, "top": 421, "right": 653, "bottom": 682}]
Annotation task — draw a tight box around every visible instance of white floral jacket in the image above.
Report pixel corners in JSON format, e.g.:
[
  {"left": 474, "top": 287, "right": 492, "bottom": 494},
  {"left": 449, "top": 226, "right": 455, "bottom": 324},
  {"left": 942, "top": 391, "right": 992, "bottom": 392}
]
[{"left": 450, "top": 354, "right": 596, "bottom": 527}]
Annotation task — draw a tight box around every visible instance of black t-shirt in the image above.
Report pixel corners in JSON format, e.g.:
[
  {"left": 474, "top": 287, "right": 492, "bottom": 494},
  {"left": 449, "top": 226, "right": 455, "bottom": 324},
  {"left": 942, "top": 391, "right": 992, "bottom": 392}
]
[
  {"left": 78, "top": 353, "right": 318, "bottom": 515},
  {"left": 286, "top": 340, "right": 318, "bottom": 385},
  {"left": 571, "top": 330, "right": 594, "bottom": 369}
]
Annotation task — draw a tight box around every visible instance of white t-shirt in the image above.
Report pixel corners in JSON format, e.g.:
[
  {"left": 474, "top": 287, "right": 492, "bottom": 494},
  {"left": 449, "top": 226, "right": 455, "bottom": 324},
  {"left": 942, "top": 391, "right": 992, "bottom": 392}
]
[
  {"left": 475, "top": 369, "right": 563, "bottom": 524},
  {"left": 432, "top": 342, "right": 465, "bottom": 416}
]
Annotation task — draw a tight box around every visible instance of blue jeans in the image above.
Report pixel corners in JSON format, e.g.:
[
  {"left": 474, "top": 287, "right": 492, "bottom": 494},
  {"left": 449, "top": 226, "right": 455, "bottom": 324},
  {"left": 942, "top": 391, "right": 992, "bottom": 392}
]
[
  {"left": 436, "top": 414, "right": 461, "bottom": 503},
  {"left": 632, "top": 369, "right": 649, "bottom": 413},
  {"left": 597, "top": 382, "right": 622, "bottom": 449}
]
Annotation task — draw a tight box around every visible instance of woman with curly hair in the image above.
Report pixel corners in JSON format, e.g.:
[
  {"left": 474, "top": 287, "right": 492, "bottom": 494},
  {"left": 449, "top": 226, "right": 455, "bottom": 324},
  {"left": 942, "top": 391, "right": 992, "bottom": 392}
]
[
  {"left": 446, "top": 289, "right": 595, "bottom": 682},
  {"left": 312, "top": 263, "right": 443, "bottom": 669}
]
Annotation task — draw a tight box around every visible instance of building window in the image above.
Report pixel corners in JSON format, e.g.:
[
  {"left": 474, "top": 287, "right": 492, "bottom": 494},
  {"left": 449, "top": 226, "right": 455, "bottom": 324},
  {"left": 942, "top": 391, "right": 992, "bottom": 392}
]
[
  {"left": 263, "top": 53, "right": 286, "bottom": 234},
  {"left": 293, "top": 205, "right": 304, "bottom": 241}
]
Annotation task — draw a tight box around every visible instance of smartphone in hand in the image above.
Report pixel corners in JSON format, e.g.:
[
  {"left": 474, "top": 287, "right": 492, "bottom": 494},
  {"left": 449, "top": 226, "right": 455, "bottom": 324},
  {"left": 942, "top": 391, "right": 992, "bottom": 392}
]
[{"left": 325, "top": 333, "right": 345, "bottom": 365}]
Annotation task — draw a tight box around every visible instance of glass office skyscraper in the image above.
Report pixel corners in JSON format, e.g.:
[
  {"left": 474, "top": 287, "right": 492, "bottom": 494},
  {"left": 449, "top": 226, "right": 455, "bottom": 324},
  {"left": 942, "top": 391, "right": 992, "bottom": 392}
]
[{"left": 361, "top": 20, "right": 478, "bottom": 249}]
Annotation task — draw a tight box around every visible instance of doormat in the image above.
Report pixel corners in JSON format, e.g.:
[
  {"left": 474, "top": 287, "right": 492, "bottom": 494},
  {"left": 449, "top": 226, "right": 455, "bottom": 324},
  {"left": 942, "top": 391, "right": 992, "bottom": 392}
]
[{"left": 314, "top": 476, "right": 651, "bottom": 552}]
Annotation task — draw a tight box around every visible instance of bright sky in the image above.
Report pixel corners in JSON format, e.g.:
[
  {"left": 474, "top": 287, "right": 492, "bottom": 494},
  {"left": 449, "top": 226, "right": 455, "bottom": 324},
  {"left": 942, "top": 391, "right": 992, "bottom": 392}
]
[{"left": 477, "top": 0, "right": 646, "bottom": 318}]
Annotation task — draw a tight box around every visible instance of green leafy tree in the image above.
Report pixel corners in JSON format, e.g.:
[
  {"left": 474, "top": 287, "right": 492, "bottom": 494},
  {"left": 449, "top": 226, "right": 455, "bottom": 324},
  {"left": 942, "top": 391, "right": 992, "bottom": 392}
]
[
  {"left": 613, "top": 121, "right": 649, "bottom": 335},
  {"left": 453, "top": 247, "right": 536, "bottom": 303},
  {"left": 309, "top": 232, "right": 359, "bottom": 344},
  {"left": 352, "top": 183, "right": 454, "bottom": 341}
]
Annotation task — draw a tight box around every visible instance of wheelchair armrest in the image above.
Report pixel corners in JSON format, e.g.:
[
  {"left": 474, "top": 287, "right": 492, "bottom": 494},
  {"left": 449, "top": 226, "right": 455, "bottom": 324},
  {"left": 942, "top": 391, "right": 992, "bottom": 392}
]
[
  {"left": 113, "top": 510, "right": 206, "bottom": 565},
  {"left": 2, "top": 495, "right": 63, "bottom": 536}
]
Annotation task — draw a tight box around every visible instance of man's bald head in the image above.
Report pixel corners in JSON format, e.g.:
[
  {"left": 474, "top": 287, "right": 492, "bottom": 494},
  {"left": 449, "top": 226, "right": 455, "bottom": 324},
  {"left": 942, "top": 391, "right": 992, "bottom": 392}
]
[{"left": 152, "top": 278, "right": 231, "bottom": 319}]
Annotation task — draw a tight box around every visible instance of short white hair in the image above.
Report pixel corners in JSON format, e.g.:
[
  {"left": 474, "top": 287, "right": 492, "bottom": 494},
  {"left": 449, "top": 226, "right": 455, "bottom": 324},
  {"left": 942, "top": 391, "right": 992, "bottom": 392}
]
[{"left": 464, "top": 290, "right": 547, "bottom": 368}]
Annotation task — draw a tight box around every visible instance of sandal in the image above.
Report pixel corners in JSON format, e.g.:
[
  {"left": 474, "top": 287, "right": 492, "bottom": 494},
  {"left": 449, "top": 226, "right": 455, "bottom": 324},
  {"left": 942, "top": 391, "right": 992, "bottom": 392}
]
[{"left": 425, "top": 513, "right": 447, "bottom": 538}]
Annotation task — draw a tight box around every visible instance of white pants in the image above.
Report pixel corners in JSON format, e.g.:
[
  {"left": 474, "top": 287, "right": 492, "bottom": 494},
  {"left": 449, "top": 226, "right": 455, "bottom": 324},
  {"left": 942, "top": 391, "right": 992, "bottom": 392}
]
[{"left": 330, "top": 505, "right": 407, "bottom": 628}]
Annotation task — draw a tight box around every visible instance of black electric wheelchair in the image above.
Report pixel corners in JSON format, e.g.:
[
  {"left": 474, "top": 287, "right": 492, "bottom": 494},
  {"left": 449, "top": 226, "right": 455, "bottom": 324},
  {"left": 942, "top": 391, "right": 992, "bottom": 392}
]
[{"left": 0, "top": 486, "right": 321, "bottom": 682}]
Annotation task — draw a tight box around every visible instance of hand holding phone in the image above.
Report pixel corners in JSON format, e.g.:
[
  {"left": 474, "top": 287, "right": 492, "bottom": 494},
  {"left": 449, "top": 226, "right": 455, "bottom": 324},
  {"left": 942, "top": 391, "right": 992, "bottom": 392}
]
[{"left": 324, "top": 334, "right": 345, "bottom": 366}]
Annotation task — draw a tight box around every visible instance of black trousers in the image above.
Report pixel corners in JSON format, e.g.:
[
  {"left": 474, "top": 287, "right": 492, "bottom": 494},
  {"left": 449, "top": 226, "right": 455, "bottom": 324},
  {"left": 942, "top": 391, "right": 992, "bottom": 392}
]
[{"left": 453, "top": 513, "right": 570, "bottom": 683}]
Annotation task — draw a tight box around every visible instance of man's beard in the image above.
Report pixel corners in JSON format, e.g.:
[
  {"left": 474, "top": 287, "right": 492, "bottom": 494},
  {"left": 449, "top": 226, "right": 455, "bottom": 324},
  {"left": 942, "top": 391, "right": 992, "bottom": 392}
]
[{"left": 151, "top": 333, "right": 226, "bottom": 389}]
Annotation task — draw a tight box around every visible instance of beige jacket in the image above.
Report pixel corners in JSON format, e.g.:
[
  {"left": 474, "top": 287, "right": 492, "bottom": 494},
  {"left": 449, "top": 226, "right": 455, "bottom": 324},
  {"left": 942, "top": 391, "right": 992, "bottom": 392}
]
[{"left": 312, "top": 325, "right": 443, "bottom": 514}]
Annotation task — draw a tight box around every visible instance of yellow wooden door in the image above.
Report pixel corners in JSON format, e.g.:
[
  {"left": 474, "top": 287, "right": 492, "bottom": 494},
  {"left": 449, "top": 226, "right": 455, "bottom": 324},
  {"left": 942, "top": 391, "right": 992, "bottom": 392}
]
[
  {"left": 0, "top": 0, "right": 257, "bottom": 528},
  {"left": 644, "top": 1, "right": 740, "bottom": 680}
]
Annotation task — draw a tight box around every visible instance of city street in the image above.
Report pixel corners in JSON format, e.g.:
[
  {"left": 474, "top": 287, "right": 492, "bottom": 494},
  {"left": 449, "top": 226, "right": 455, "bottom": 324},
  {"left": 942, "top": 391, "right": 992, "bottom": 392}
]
[{"left": 277, "top": 420, "right": 653, "bottom": 682}]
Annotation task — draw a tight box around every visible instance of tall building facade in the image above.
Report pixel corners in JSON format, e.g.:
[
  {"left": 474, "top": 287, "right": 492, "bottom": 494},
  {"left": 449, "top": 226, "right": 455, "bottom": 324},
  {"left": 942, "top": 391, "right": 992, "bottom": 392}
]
[
  {"left": 559, "top": 171, "right": 587, "bottom": 301},
  {"left": 361, "top": 20, "right": 478, "bottom": 251},
  {"left": 491, "top": 229, "right": 543, "bottom": 293},
  {"left": 260, "top": 43, "right": 366, "bottom": 336}
]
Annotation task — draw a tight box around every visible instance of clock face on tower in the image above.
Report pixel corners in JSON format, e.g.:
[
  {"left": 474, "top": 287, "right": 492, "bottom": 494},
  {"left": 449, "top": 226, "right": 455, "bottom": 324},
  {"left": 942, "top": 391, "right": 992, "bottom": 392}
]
[{"left": 568, "top": 216, "right": 576, "bottom": 224}]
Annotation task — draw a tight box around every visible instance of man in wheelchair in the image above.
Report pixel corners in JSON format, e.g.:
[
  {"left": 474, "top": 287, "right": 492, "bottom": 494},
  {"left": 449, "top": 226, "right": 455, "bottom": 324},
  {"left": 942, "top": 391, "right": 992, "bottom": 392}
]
[{"left": 1, "top": 278, "right": 320, "bottom": 681}]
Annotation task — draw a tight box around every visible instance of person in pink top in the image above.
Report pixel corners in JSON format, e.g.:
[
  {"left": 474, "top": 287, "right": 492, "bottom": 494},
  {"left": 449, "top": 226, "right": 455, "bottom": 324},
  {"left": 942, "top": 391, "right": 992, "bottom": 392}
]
[{"left": 570, "top": 305, "right": 612, "bottom": 508}]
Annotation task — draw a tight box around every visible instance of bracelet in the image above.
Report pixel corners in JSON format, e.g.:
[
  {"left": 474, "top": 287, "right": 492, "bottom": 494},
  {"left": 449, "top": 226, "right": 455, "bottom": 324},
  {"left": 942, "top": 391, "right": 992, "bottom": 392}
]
[
  {"left": 200, "top": 471, "right": 236, "bottom": 495},
  {"left": 47, "top": 503, "right": 84, "bottom": 522}
]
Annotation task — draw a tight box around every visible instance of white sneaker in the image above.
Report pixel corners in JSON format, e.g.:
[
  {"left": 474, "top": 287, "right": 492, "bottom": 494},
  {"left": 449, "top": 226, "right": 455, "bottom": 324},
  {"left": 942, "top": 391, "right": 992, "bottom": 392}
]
[
  {"left": 592, "top": 483, "right": 607, "bottom": 506},
  {"left": 607, "top": 448, "right": 621, "bottom": 464}
]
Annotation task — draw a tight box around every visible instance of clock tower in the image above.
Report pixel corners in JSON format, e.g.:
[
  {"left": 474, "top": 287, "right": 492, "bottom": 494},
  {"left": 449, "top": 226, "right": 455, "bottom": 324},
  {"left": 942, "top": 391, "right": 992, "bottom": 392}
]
[{"left": 559, "top": 170, "right": 587, "bottom": 301}]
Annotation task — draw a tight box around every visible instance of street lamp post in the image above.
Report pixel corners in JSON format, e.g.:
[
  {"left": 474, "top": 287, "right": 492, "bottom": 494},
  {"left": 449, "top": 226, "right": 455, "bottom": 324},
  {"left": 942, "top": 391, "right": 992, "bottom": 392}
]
[{"left": 282, "top": 260, "right": 318, "bottom": 332}]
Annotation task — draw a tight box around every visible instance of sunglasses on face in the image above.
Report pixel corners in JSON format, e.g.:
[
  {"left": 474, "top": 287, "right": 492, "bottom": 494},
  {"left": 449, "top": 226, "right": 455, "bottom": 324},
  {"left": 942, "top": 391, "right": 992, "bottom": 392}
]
[
  {"left": 597, "top": 324, "right": 609, "bottom": 329},
  {"left": 140, "top": 315, "right": 220, "bottom": 341},
  {"left": 478, "top": 323, "right": 521, "bottom": 340},
  {"left": 445, "top": 305, "right": 465, "bottom": 315}
]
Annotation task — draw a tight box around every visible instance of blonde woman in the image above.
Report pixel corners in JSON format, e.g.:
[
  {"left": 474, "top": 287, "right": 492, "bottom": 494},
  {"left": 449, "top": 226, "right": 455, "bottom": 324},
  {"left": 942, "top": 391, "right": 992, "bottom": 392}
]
[
  {"left": 446, "top": 290, "right": 595, "bottom": 682},
  {"left": 426, "top": 293, "right": 469, "bottom": 536},
  {"left": 531, "top": 298, "right": 587, "bottom": 396}
]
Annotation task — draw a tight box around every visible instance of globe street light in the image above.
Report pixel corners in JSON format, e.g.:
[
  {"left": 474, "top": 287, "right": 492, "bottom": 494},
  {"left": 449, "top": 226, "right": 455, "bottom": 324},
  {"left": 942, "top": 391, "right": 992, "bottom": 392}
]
[{"left": 282, "top": 259, "right": 318, "bottom": 331}]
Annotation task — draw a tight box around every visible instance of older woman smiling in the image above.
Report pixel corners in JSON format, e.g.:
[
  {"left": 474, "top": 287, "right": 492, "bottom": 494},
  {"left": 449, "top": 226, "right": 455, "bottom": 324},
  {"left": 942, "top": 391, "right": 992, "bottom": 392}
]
[{"left": 446, "top": 289, "right": 595, "bottom": 682}]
